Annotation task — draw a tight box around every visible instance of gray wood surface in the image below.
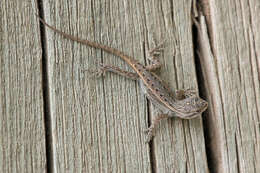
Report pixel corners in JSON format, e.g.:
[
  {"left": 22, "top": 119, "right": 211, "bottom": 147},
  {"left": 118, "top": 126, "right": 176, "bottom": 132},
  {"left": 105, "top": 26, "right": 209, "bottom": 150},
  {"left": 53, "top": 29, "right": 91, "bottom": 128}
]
[
  {"left": 1, "top": 0, "right": 259, "bottom": 172},
  {"left": 41, "top": 0, "right": 208, "bottom": 172},
  {"left": 143, "top": 1, "right": 209, "bottom": 172},
  {"left": 196, "top": 0, "right": 260, "bottom": 172},
  {"left": 0, "top": 0, "right": 46, "bottom": 172}
]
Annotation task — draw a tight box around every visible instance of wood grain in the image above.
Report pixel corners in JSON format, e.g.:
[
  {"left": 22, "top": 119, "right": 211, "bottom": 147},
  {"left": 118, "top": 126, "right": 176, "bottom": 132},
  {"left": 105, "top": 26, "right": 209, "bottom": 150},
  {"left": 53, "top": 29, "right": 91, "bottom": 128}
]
[
  {"left": 42, "top": 0, "right": 150, "bottom": 172},
  {"left": 41, "top": 0, "right": 208, "bottom": 172},
  {"left": 0, "top": 0, "right": 46, "bottom": 172},
  {"left": 4, "top": 0, "right": 259, "bottom": 172},
  {"left": 197, "top": 0, "right": 260, "bottom": 172},
  {"left": 143, "top": 0, "right": 209, "bottom": 172}
]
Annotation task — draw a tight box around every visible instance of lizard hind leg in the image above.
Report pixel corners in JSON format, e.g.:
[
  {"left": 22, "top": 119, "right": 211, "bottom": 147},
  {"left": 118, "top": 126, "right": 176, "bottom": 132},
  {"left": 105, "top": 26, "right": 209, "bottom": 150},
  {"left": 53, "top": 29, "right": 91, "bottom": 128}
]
[
  {"left": 89, "top": 63, "right": 139, "bottom": 80},
  {"left": 144, "top": 114, "right": 168, "bottom": 143}
]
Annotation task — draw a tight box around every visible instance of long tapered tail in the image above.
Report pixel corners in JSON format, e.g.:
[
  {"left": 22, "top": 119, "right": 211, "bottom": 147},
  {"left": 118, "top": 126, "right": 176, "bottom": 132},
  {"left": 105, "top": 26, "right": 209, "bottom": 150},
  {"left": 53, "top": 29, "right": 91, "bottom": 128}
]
[{"left": 37, "top": 16, "right": 136, "bottom": 65}]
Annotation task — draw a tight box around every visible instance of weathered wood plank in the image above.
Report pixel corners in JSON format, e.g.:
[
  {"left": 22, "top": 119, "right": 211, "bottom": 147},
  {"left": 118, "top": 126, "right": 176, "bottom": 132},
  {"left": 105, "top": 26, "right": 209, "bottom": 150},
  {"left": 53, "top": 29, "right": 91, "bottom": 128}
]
[
  {"left": 41, "top": 1, "right": 150, "bottom": 172},
  {"left": 197, "top": 0, "right": 260, "bottom": 172},
  {"left": 143, "top": 0, "right": 209, "bottom": 172},
  {"left": 41, "top": 0, "right": 208, "bottom": 172},
  {"left": 0, "top": 0, "right": 47, "bottom": 172}
]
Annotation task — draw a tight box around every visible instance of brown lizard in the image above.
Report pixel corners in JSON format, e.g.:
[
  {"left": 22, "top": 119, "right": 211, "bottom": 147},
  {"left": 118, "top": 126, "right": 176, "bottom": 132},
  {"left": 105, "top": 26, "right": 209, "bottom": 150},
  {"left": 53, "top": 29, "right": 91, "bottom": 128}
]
[{"left": 37, "top": 16, "right": 208, "bottom": 142}]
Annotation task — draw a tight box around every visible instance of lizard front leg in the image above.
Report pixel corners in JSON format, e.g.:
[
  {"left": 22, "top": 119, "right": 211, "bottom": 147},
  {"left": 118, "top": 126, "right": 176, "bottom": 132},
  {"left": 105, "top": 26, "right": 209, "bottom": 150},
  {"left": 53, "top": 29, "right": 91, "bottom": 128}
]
[
  {"left": 175, "top": 89, "right": 198, "bottom": 100},
  {"left": 90, "top": 63, "right": 139, "bottom": 80},
  {"left": 145, "top": 41, "right": 165, "bottom": 71},
  {"left": 144, "top": 114, "right": 168, "bottom": 143}
]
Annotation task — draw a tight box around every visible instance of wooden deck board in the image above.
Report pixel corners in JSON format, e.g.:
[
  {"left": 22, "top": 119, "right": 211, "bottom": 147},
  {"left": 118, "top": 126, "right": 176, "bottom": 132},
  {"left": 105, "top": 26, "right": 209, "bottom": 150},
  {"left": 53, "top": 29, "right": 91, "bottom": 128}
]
[
  {"left": 197, "top": 0, "right": 260, "bottom": 172},
  {"left": 143, "top": 0, "right": 209, "bottom": 172},
  {"left": 0, "top": 0, "right": 46, "bottom": 172},
  {"left": 41, "top": 1, "right": 151, "bottom": 172}
]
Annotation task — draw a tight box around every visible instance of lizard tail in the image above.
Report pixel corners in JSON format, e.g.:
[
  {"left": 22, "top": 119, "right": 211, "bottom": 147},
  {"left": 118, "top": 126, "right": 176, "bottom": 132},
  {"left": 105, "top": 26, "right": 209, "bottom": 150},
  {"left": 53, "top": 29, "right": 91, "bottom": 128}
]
[{"left": 37, "top": 16, "right": 136, "bottom": 65}]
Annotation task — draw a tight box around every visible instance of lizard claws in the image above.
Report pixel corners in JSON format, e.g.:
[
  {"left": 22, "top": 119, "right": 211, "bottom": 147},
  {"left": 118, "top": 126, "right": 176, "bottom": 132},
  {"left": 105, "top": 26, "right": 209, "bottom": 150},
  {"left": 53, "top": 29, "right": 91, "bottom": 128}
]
[
  {"left": 144, "top": 127, "right": 155, "bottom": 143},
  {"left": 85, "top": 63, "right": 109, "bottom": 78},
  {"left": 148, "top": 40, "right": 166, "bottom": 57}
]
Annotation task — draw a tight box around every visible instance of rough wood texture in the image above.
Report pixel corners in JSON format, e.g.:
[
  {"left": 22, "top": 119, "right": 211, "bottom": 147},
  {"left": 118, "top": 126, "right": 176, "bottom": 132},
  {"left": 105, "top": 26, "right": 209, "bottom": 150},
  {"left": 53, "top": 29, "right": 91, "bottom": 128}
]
[
  {"left": 0, "top": 0, "right": 46, "bottom": 172},
  {"left": 41, "top": 0, "right": 208, "bottom": 172},
  {"left": 143, "top": 1, "right": 209, "bottom": 172},
  {"left": 2, "top": 0, "right": 258, "bottom": 172},
  {"left": 197, "top": 0, "right": 260, "bottom": 172}
]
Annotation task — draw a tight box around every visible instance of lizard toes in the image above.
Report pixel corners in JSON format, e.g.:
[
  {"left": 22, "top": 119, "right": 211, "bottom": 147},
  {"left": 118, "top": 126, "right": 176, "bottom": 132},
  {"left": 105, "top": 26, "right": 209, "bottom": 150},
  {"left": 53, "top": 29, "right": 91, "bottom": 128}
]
[
  {"left": 145, "top": 132, "right": 154, "bottom": 143},
  {"left": 144, "top": 127, "right": 155, "bottom": 143},
  {"left": 85, "top": 69, "right": 106, "bottom": 78}
]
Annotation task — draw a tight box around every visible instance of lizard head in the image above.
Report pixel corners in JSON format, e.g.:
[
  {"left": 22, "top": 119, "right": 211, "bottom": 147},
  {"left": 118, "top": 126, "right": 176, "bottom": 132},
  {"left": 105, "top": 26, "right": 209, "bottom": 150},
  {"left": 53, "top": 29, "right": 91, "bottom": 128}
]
[{"left": 174, "top": 96, "right": 208, "bottom": 119}]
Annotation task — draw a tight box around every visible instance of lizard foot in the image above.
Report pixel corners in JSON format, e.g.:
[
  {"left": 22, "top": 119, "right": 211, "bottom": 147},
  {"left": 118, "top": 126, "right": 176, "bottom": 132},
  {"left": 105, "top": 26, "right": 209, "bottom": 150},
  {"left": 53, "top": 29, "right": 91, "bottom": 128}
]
[
  {"left": 87, "top": 63, "right": 110, "bottom": 78},
  {"left": 144, "top": 127, "right": 155, "bottom": 143},
  {"left": 148, "top": 40, "right": 165, "bottom": 58},
  {"left": 145, "top": 39, "right": 166, "bottom": 71}
]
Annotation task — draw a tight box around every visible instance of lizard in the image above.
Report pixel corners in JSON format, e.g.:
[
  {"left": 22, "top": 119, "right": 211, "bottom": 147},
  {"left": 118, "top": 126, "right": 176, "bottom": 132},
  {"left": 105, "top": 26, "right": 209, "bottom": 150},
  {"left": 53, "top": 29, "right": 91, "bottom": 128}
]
[{"left": 37, "top": 16, "right": 208, "bottom": 143}]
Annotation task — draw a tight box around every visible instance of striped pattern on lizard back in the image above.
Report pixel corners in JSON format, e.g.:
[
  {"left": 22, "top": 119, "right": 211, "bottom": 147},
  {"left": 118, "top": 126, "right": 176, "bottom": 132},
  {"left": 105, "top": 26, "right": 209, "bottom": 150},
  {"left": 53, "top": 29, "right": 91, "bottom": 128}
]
[
  {"left": 131, "top": 63, "right": 181, "bottom": 112},
  {"left": 132, "top": 62, "right": 208, "bottom": 118}
]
